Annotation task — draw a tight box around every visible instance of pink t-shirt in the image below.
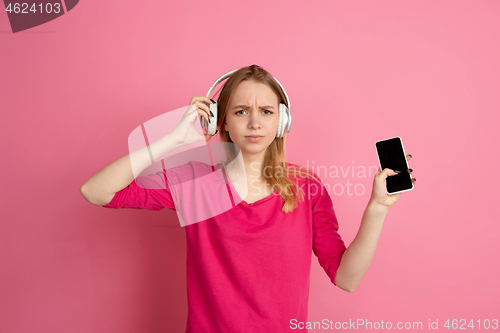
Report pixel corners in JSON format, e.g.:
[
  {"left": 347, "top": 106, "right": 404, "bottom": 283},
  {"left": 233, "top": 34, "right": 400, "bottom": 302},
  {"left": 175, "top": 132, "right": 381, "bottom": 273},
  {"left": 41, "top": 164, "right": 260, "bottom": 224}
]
[{"left": 103, "top": 161, "right": 346, "bottom": 332}]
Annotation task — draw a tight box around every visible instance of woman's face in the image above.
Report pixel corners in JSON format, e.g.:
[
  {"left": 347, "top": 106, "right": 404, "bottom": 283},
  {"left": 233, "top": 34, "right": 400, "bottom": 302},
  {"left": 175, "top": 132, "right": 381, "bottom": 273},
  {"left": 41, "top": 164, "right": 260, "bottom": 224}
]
[{"left": 224, "top": 80, "right": 280, "bottom": 157}]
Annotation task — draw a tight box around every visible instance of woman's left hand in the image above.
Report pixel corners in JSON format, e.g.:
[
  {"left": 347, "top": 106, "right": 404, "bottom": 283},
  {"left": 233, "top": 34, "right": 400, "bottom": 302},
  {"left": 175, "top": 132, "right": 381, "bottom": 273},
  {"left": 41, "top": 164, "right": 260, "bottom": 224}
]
[{"left": 369, "top": 154, "right": 416, "bottom": 209}]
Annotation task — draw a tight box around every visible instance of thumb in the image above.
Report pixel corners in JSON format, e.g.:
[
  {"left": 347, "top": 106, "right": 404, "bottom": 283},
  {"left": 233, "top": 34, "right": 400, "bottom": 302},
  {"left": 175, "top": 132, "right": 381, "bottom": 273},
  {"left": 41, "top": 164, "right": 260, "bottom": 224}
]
[{"left": 380, "top": 168, "right": 399, "bottom": 181}]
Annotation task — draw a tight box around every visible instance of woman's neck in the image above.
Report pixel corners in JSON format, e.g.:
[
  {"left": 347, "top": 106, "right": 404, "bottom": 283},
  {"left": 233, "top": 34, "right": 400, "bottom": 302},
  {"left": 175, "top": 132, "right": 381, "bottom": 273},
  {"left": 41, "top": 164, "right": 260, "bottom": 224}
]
[{"left": 242, "top": 151, "right": 266, "bottom": 181}]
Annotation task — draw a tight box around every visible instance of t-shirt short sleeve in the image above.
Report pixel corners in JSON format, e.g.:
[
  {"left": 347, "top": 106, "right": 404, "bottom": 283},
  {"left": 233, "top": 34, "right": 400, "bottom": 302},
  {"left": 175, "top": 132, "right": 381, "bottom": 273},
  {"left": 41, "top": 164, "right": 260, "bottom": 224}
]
[
  {"left": 309, "top": 175, "right": 347, "bottom": 286},
  {"left": 102, "top": 170, "right": 176, "bottom": 211}
]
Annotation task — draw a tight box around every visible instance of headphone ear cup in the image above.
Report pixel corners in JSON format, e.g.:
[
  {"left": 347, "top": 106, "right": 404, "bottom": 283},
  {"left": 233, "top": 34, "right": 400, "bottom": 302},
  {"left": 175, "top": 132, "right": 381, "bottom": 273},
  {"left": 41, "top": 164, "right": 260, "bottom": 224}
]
[
  {"left": 201, "top": 103, "right": 218, "bottom": 135},
  {"left": 208, "top": 103, "right": 218, "bottom": 135},
  {"left": 276, "top": 103, "right": 288, "bottom": 138}
]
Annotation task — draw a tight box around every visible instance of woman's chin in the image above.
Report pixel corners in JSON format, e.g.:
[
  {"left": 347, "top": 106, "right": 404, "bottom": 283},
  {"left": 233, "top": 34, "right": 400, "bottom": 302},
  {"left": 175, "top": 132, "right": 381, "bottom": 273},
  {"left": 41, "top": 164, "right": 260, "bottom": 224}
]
[{"left": 240, "top": 145, "right": 267, "bottom": 156}]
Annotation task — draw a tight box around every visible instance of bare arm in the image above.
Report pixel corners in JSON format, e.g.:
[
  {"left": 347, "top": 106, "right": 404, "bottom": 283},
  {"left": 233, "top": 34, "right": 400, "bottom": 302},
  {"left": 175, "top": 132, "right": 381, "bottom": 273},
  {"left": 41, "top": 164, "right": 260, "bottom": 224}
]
[
  {"left": 80, "top": 97, "right": 217, "bottom": 206},
  {"left": 334, "top": 203, "right": 388, "bottom": 292},
  {"left": 334, "top": 157, "right": 416, "bottom": 292},
  {"left": 79, "top": 132, "right": 182, "bottom": 206}
]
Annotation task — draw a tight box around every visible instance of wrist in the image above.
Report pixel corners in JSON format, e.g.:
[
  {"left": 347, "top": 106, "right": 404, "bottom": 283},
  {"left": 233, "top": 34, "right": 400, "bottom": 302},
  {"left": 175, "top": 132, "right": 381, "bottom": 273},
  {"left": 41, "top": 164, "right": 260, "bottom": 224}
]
[
  {"left": 165, "top": 132, "right": 184, "bottom": 149},
  {"left": 366, "top": 199, "right": 391, "bottom": 216}
]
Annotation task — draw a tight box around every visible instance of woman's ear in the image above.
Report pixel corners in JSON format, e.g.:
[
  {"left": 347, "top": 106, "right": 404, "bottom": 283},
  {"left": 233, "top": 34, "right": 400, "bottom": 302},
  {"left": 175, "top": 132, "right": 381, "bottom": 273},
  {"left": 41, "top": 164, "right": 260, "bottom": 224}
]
[{"left": 224, "top": 122, "right": 228, "bottom": 132}]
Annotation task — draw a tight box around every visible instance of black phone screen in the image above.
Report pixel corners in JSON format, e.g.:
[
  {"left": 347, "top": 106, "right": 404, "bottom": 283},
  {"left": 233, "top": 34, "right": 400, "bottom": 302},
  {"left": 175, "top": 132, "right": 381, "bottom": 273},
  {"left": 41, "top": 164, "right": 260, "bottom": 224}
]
[{"left": 375, "top": 137, "right": 413, "bottom": 194}]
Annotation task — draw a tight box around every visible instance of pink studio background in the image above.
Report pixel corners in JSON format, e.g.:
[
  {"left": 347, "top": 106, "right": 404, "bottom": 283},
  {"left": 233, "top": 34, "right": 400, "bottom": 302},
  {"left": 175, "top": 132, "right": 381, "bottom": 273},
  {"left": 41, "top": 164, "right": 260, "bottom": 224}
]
[{"left": 1, "top": 1, "right": 499, "bottom": 332}]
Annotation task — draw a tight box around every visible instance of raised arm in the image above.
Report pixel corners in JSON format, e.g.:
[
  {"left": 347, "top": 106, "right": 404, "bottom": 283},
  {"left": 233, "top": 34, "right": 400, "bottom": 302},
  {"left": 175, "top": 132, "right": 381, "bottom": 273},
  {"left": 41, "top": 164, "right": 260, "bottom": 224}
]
[
  {"left": 79, "top": 133, "right": 182, "bottom": 206},
  {"left": 80, "top": 97, "right": 215, "bottom": 206}
]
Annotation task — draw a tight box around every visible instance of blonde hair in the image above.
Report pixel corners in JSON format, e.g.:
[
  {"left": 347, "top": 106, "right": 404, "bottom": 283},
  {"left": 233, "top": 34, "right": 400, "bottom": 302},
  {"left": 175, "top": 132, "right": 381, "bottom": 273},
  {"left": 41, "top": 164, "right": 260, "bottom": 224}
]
[{"left": 215, "top": 64, "right": 321, "bottom": 213}]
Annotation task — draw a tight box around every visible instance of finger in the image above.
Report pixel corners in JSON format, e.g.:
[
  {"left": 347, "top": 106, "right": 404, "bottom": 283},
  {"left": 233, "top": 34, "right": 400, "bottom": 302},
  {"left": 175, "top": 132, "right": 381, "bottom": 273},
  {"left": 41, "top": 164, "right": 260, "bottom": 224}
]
[
  {"left": 379, "top": 168, "right": 398, "bottom": 180},
  {"left": 195, "top": 107, "right": 210, "bottom": 123},
  {"left": 190, "top": 104, "right": 210, "bottom": 124},
  {"left": 408, "top": 167, "right": 414, "bottom": 174},
  {"left": 201, "top": 101, "right": 215, "bottom": 116},
  {"left": 190, "top": 96, "right": 216, "bottom": 106},
  {"left": 189, "top": 104, "right": 209, "bottom": 123},
  {"left": 201, "top": 97, "right": 216, "bottom": 105},
  {"left": 200, "top": 96, "right": 216, "bottom": 104},
  {"left": 406, "top": 154, "right": 412, "bottom": 161},
  {"left": 195, "top": 101, "right": 212, "bottom": 117},
  {"left": 411, "top": 177, "right": 417, "bottom": 184}
]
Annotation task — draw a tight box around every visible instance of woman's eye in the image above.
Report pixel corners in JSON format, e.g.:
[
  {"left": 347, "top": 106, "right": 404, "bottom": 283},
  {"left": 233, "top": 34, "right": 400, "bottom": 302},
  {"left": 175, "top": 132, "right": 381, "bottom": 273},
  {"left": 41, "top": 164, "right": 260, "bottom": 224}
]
[{"left": 235, "top": 110, "right": 273, "bottom": 115}]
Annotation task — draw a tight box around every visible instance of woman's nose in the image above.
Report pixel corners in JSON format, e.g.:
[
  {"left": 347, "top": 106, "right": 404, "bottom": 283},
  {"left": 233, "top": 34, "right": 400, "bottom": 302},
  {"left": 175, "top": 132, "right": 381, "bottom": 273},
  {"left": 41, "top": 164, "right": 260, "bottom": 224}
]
[
  {"left": 248, "top": 112, "right": 261, "bottom": 128},
  {"left": 248, "top": 121, "right": 261, "bottom": 129}
]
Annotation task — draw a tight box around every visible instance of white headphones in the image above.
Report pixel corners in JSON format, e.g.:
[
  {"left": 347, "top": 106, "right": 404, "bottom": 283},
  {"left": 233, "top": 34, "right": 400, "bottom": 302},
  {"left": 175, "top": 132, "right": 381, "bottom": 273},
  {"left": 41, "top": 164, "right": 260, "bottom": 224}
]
[{"left": 200, "top": 68, "right": 292, "bottom": 138}]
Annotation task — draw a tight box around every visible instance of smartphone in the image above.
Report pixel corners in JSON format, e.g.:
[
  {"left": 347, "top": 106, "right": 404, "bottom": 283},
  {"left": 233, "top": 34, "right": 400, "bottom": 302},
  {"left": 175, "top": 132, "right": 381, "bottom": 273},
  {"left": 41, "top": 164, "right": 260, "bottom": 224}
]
[{"left": 375, "top": 136, "right": 414, "bottom": 194}]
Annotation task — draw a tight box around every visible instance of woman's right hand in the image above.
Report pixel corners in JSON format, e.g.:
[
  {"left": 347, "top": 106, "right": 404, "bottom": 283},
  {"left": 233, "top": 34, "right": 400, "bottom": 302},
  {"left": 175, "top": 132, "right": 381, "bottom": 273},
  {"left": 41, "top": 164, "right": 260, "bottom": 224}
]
[{"left": 171, "top": 96, "right": 215, "bottom": 146}]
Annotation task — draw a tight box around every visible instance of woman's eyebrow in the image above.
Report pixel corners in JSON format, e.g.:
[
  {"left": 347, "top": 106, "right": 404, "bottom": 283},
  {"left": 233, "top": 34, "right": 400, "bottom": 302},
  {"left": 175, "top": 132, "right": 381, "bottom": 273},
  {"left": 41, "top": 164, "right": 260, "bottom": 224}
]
[{"left": 231, "top": 105, "right": 275, "bottom": 109}]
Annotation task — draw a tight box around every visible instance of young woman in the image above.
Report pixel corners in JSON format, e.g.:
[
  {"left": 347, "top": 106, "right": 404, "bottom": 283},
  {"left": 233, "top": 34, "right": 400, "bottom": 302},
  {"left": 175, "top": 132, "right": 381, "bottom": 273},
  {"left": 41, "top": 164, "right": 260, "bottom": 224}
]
[{"left": 80, "top": 64, "right": 416, "bottom": 332}]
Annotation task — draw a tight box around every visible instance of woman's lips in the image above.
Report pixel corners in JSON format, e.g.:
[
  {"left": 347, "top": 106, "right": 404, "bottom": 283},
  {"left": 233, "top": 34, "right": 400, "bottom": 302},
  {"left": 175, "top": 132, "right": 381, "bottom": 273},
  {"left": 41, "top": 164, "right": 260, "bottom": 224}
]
[{"left": 245, "top": 136, "right": 264, "bottom": 142}]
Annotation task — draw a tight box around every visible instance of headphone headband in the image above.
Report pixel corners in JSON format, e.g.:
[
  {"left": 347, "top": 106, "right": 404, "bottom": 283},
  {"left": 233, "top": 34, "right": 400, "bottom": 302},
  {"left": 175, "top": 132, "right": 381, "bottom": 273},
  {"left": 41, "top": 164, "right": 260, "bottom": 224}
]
[{"left": 206, "top": 68, "right": 292, "bottom": 133}]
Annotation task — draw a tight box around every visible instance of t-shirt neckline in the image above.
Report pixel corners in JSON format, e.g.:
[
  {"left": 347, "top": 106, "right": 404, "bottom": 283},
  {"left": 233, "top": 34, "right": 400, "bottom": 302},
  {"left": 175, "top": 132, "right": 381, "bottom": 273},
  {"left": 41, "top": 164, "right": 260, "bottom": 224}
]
[
  {"left": 241, "top": 191, "right": 277, "bottom": 206},
  {"left": 220, "top": 163, "right": 278, "bottom": 207}
]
